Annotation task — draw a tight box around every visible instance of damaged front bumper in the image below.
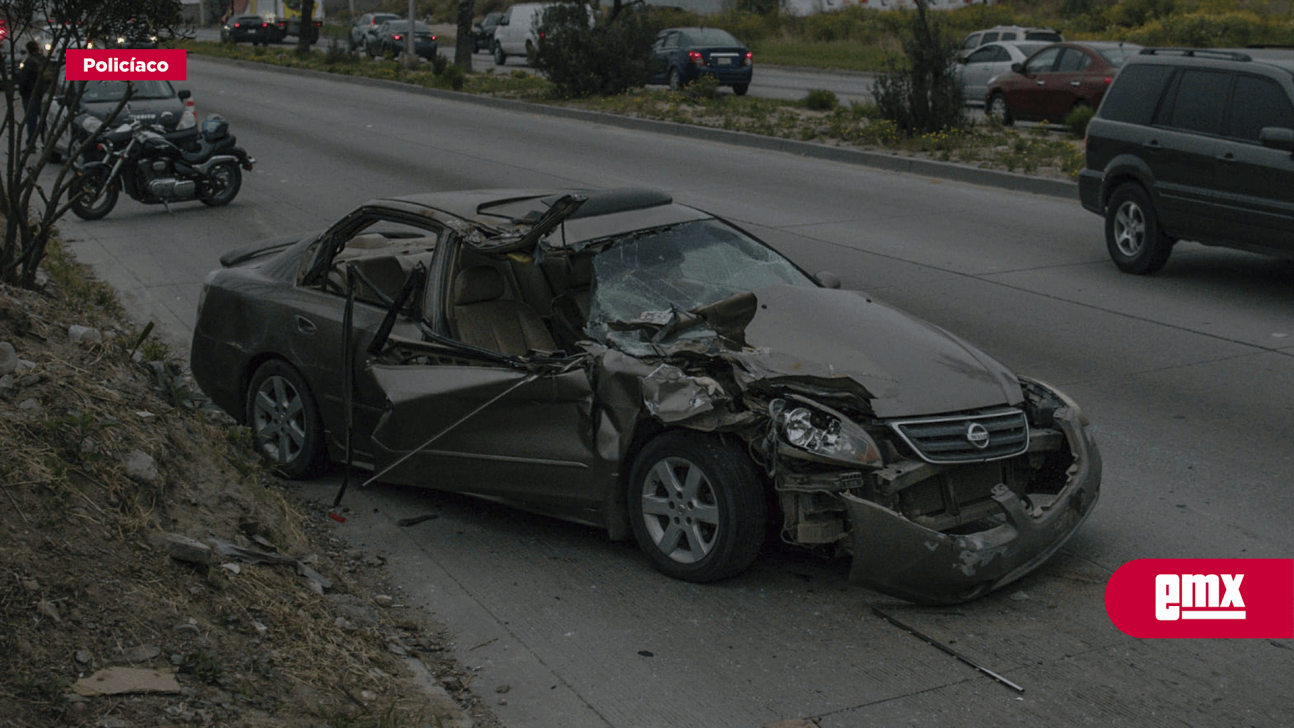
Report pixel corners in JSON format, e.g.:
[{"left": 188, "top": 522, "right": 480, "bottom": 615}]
[{"left": 842, "top": 408, "right": 1101, "bottom": 604}]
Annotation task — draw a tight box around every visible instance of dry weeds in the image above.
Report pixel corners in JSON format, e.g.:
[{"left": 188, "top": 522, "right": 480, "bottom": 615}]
[{"left": 0, "top": 241, "right": 499, "bottom": 728}]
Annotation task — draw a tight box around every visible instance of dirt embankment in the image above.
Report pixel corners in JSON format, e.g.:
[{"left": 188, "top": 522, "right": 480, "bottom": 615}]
[{"left": 0, "top": 258, "right": 501, "bottom": 727}]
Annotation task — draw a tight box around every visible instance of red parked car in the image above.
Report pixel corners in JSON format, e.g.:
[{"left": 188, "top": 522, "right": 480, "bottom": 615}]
[{"left": 985, "top": 41, "right": 1142, "bottom": 125}]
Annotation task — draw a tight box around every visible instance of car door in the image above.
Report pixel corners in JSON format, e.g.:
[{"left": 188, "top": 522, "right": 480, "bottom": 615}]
[
  {"left": 648, "top": 31, "right": 672, "bottom": 83},
  {"left": 1045, "top": 46, "right": 1095, "bottom": 118},
  {"left": 366, "top": 239, "right": 610, "bottom": 516},
  {"left": 1004, "top": 45, "right": 1061, "bottom": 120},
  {"left": 959, "top": 45, "right": 1009, "bottom": 102},
  {"left": 290, "top": 212, "right": 445, "bottom": 458},
  {"left": 1148, "top": 68, "right": 1230, "bottom": 241},
  {"left": 1213, "top": 73, "right": 1294, "bottom": 251}
]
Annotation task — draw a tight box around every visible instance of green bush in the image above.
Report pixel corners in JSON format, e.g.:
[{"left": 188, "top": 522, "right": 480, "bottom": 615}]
[
  {"left": 440, "top": 63, "right": 466, "bottom": 90},
  {"left": 684, "top": 75, "right": 723, "bottom": 101},
  {"left": 802, "top": 88, "right": 838, "bottom": 111},
  {"left": 531, "top": 4, "right": 658, "bottom": 98},
  {"left": 1065, "top": 104, "right": 1095, "bottom": 137},
  {"left": 872, "top": 2, "right": 965, "bottom": 136}
]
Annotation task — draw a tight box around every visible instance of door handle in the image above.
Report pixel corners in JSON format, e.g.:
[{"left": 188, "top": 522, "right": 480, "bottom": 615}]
[
  {"left": 1036, "top": 80, "right": 1045, "bottom": 86},
  {"left": 1069, "top": 80, "right": 1081, "bottom": 87},
  {"left": 295, "top": 315, "right": 316, "bottom": 335},
  {"left": 1216, "top": 152, "right": 1236, "bottom": 164},
  {"left": 1144, "top": 139, "right": 1161, "bottom": 152}
]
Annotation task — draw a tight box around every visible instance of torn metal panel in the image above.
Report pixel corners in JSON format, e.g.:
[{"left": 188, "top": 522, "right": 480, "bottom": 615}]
[{"left": 841, "top": 407, "right": 1101, "bottom": 604}]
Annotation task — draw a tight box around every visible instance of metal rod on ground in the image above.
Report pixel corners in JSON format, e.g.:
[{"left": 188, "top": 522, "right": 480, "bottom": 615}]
[
  {"left": 873, "top": 608, "right": 1024, "bottom": 693},
  {"left": 332, "top": 266, "right": 358, "bottom": 509},
  {"left": 362, "top": 372, "right": 541, "bottom": 488}
]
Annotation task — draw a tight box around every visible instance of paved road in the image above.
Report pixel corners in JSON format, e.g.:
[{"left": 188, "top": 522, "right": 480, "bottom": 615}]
[{"left": 59, "top": 57, "right": 1294, "bottom": 728}]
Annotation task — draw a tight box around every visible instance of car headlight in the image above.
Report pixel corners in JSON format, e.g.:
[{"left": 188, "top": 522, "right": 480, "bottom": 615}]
[
  {"left": 772, "top": 398, "right": 882, "bottom": 468},
  {"left": 1019, "top": 376, "right": 1088, "bottom": 427}
]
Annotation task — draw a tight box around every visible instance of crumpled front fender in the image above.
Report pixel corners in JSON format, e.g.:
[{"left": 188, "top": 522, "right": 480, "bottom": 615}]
[{"left": 845, "top": 407, "right": 1101, "bottom": 604}]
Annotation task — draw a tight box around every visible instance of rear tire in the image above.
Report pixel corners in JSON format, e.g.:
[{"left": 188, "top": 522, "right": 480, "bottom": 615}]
[
  {"left": 988, "top": 92, "right": 1013, "bottom": 126},
  {"left": 200, "top": 162, "right": 242, "bottom": 207},
  {"left": 70, "top": 168, "right": 118, "bottom": 221},
  {"left": 493, "top": 42, "right": 506, "bottom": 66},
  {"left": 732, "top": 82, "right": 749, "bottom": 96},
  {"left": 668, "top": 68, "right": 683, "bottom": 92},
  {"left": 627, "top": 432, "right": 766, "bottom": 583},
  {"left": 1105, "top": 183, "right": 1172, "bottom": 274},
  {"left": 246, "top": 360, "right": 324, "bottom": 479}
]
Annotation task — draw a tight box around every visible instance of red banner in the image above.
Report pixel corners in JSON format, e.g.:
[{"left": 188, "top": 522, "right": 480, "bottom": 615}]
[
  {"left": 1105, "top": 559, "right": 1293, "bottom": 638},
  {"left": 65, "top": 49, "right": 187, "bottom": 81}
]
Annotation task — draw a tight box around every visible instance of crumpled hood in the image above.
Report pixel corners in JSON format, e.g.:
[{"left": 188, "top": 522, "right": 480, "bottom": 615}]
[{"left": 727, "top": 286, "right": 1022, "bottom": 419}]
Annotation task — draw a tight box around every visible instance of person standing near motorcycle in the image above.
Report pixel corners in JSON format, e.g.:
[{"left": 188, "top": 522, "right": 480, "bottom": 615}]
[{"left": 17, "top": 40, "right": 52, "bottom": 145}]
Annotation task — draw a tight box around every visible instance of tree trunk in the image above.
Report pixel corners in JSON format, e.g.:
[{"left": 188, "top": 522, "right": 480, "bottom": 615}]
[
  {"left": 296, "top": 0, "right": 316, "bottom": 54},
  {"left": 455, "top": 0, "right": 475, "bottom": 69}
]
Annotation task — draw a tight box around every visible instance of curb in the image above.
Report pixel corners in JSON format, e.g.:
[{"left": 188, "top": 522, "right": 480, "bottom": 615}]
[{"left": 196, "top": 54, "right": 1080, "bottom": 201}]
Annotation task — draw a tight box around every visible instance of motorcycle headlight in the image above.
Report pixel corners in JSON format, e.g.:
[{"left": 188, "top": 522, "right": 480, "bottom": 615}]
[
  {"left": 772, "top": 399, "right": 882, "bottom": 468},
  {"left": 80, "top": 116, "right": 103, "bottom": 134}
]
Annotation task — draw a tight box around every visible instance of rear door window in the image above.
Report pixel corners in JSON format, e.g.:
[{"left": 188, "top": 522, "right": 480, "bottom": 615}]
[
  {"left": 1159, "top": 69, "right": 1230, "bottom": 136},
  {"left": 1226, "top": 75, "right": 1294, "bottom": 142},
  {"left": 1056, "top": 48, "right": 1091, "bottom": 72},
  {"left": 1100, "top": 64, "right": 1173, "bottom": 125}
]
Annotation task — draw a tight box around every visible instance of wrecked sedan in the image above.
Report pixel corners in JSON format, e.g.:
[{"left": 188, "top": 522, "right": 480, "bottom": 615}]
[{"left": 190, "top": 188, "right": 1101, "bottom": 604}]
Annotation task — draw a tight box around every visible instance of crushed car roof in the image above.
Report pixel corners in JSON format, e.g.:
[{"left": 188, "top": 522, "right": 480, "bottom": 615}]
[{"left": 372, "top": 188, "right": 709, "bottom": 248}]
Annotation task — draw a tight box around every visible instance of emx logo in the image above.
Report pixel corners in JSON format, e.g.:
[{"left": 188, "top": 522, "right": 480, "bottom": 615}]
[{"left": 1106, "top": 559, "right": 1293, "bottom": 638}]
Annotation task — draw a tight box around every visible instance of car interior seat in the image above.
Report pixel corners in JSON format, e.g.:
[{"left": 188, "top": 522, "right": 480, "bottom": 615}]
[
  {"left": 451, "top": 265, "right": 556, "bottom": 356},
  {"left": 549, "top": 255, "right": 594, "bottom": 347}
]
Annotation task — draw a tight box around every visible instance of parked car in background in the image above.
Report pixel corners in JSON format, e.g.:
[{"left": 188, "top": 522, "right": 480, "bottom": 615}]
[
  {"left": 374, "top": 20, "right": 438, "bottom": 60},
  {"left": 960, "top": 25, "right": 1062, "bottom": 57},
  {"left": 350, "top": 11, "right": 399, "bottom": 53},
  {"left": 954, "top": 41, "right": 1047, "bottom": 105},
  {"left": 473, "top": 12, "right": 504, "bottom": 53},
  {"left": 220, "top": 15, "right": 273, "bottom": 45},
  {"left": 1080, "top": 48, "right": 1294, "bottom": 274},
  {"left": 189, "top": 187, "right": 1101, "bottom": 605},
  {"left": 649, "top": 27, "right": 753, "bottom": 96},
  {"left": 986, "top": 41, "right": 1142, "bottom": 125}
]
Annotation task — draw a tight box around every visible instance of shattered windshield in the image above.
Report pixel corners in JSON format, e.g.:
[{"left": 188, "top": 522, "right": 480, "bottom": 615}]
[{"left": 587, "top": 219, "right": 812, "bottom": 353}]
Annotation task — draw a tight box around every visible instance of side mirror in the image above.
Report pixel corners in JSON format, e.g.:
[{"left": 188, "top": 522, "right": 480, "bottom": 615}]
[
  {"left": 814, "top": 271, "right": 842, "bottom": 289},
  {"left": 498, "top": 16, "right": 509, "bottom": 25},
  {"left": 178, "top": 89, "right": 191, "bottom": 100},
  {"left": 1259, "top": 126, "right": 1294, "bottom": 152},
  {"left": 1011, "top": 62, "right": 1025, "bottom": 74}
]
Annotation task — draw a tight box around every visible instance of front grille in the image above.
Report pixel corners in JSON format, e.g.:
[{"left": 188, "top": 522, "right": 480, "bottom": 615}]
[{"left": 889, "top": 408, "right": 1029, "bottom": 464}]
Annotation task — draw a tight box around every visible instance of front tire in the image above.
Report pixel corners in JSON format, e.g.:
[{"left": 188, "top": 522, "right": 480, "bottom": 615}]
[
  {"left": 493, "top": 42, "right": 506, "bottom": 66},
  {"left": 70, "top": 167, "right": 119, "bottom": 221},
  {"left": 246, "top": 360, "right": 324, "bottom": 478},
  {"left": 199, "top": 161, "right": 242, "bottom": 207},
  {"left": 1106, "top": 183, "right": 1172, "bottom": 274},
  {"left": 627, "top": 432, "right": 766, "bottom": 583},
  {"left": 988, "top": 92, "right": 1013, "bottom": 126}
]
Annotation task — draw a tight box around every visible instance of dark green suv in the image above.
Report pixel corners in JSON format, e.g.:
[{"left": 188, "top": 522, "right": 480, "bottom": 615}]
[{"left": 1079, "top": 48, "right": 1294, "bottom": 274}]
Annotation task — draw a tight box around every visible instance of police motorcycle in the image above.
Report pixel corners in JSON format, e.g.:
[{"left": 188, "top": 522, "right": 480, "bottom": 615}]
[{"left": 70, "top": 112, "right": 255, "bottom": 221}]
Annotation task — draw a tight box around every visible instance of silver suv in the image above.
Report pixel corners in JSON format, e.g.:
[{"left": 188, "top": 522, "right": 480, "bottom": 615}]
[{"left": 959, "top": 26, "right": 1062, "bottom": 57}]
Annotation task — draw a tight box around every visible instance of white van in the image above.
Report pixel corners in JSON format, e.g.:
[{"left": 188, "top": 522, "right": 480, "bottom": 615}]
[
  {"left": 491, "top": 3, "right": 547, "bottom": 66},
  {"left": 491, "top": 3, "right": 590, "bottom": 66}
]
